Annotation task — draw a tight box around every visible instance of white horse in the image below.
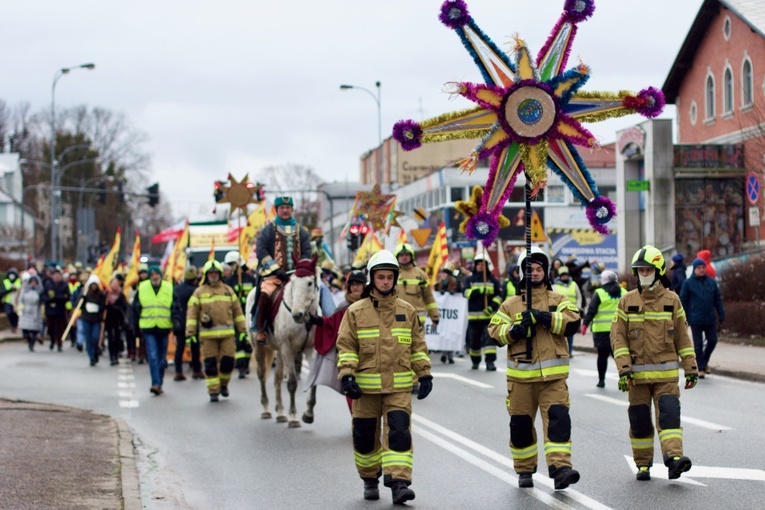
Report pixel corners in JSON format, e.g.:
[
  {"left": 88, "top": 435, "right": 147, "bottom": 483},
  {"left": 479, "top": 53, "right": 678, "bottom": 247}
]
[{"left": 246, "top": 255, "right": 320, "bottom": 428}]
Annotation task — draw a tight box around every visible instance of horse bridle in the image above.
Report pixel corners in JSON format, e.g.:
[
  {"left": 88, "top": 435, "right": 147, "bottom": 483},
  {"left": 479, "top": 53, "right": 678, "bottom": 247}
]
[{"left": 282, "top": 274, "right": 319, "bottom": 353}]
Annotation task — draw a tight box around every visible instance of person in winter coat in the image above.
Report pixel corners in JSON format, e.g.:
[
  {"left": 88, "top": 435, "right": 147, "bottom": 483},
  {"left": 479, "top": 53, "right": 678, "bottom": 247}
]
[
  {"left": 488, "top": 247, "right": 581, "bottom": 491},
  {"left": 679, "top": 258, "right": 724, "bottom": 378},
  {"left": 669, "top": 253, "right": 687, "bottom": 294},
  {"left": 464, "top": 252, "right": 503, "bottom": 371},
  {"left": 18, "top": 275, "right": 43, "bottom": 351},
  {"left": 611, "top": 245, "right": 698, "bottom": 482},
  {"left": 171, "top": 266, "right": 203, "bottom": 381},
  {"left": 2, "top": 267, "right": 21, "bottom": 333},
  {"left": 104, "top": 277, "right": 128, "bottom": 366},
  {"left": 695, "top": 250, "right": 716, "bottom": 279},
  {"left": 581, "top": 270, "right": 626, "bottom": 387},
  {"left": 434, "top": 262, "right": 461, "bottom": 364},
  {"left": 336, "top": 250, "right": 432, "bottom": 504},
  {"left": 41, "top": 268, "right": 71, "bottom": 352},
  {"left": 305, "top": 269, "right": 367, "bottom": 412},
  {"left": 76, "top": 275, "right": 106, "bottom": 366}
]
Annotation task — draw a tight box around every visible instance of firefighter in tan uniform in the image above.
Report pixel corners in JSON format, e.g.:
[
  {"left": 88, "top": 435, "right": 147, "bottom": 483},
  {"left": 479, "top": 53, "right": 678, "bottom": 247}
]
[
  {"left": 487, "top": 247, "right": 581, "bottom": 490},
  {"left": 185, "top": 260, "right": 249, "bottom": 402},
  {"left": 611, "top": 245, "right": 698, "bottom": 481},
  {"left": 394, "top": 244, "right": 440, "bottom": 327},
  {"left": 337, "top": 250, "right": 432, "bottom": 505}
]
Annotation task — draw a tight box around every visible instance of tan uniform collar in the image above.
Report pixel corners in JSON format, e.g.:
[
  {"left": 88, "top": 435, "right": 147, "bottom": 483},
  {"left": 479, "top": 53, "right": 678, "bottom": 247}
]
[{"left": 369, "top": 290, "right": 398, "bottom": 311}]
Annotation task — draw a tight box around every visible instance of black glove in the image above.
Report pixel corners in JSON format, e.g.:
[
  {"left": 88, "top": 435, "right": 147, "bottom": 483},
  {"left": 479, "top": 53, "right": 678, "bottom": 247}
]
[
  {"left": 509, "top": 315, "right": 535, "bottom": 340},
  {"left": 528, "top": 309, "right": 552, "bottom": 328},
  {"left": 341, "top": 375, "right": 362, "bottom": 399},
  {"left": 307, "top": 313, "right": 323, "bottom": 326},
  {"left": 417, "top": 375, "right": 433, "bottom": 400}
]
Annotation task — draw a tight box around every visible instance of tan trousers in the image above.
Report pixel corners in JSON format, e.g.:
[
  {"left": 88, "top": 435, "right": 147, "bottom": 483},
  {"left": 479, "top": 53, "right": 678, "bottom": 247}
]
[
  {"left": 351, "top": 391, "right": 413, "bottom": 486},
  {"left": 628, "top": 382, "right": 683, "bottom": 468},
  {"left": 201, "top": 336, "right": 236, "bottom": 394}
]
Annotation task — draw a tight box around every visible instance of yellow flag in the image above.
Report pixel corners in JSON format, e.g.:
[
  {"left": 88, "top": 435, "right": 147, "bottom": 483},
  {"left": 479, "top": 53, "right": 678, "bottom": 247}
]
[
  {"left": 172, "top": 222, "right": 190, "bottom": 282},
  {"left": 397, "top": 227, "right": 408, "bottom": 246},
  {"left": 353, "top": 232, "right": 383, "bottom": 266},
  {"left": 97, "top": 228, "right": 121, "bottom": 289},
  {"left": 426, "top": 222, "right": 448, "bottom": 285},
  {"left": 123, "top": 231, "right": 141, "bottom": 297},
  {"left": 208, "top": 238, "right": 216, "bottom": 262},
  {"left": 163, "top": 242, "right": 177, "bottom": 283},
  {"left": 239, "top": 204, "right": 266, "bottom": 261}
]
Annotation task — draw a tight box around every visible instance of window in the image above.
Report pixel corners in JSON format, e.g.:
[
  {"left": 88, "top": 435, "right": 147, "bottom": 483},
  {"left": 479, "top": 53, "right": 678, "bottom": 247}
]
[
  {"left": 723, "top": 15, "right": 731, "bottom": 41},
  {"left": 742, "top": 58, "right": 753, "bottom": 106},
  {"left": 723, "top": 66, "right": 733, "bottom": 114},
  {"left": 450, "top": 186, "right": 465, "bottom": 202},
  {"left": 690, "top": 100, "right": 698, "bottom": 125},
  {"left": 705, "top": 74, "right": 716, "bottom": 120},
  {"left": 545, "top": 185, "right": 566, "bottom": 203}
]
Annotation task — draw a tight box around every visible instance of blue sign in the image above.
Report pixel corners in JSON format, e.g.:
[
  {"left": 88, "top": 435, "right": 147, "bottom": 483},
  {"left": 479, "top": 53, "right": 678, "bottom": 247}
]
[
  {"left": 747, "top": 172, "right": 760, "bottom": 205},
  {"left": 453, "top": 240, "right": 476, "bottom": 248}
]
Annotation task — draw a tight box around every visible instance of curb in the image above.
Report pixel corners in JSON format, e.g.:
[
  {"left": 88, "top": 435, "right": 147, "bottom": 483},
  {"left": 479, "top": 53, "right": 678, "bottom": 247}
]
[{"left": 117, "top": 418, "right": 142, "bottom": 510}]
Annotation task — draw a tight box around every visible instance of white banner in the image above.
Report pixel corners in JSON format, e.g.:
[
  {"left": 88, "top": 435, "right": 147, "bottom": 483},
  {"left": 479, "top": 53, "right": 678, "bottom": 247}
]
[{"left": 424, "top": 292, "right": 468, "bottom": 351}]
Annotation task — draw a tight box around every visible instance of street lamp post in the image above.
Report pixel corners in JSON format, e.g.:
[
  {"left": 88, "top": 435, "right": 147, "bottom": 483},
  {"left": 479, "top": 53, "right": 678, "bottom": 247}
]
[
  {"left": 50, "top": 62, "right": 95, "bottom": 262},
  {"left": 340, "top": 82, "right": 382, "bottom": 187}
]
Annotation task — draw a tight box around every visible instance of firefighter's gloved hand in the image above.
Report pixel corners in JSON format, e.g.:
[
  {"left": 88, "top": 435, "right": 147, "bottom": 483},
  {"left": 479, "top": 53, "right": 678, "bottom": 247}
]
[
  {"left": 306, "top": 313, "right": 323, "bottom": 326},
  {"left": 618, "top": 371, "right": 633, "bottom": 392},
  {"left": 528, "top": 309, "right": 552, "bottom": 328},
  {"left": 580, "top": 324, "right": 588, "bottom": 335},
  {"left": 417, "top": 375, "right": 433, "bottom": 400},
  {"left": 509, "top": 315, "right": 535, "bottom": 341},
  {"left": 685, "top": 373, "right": 698, "bottom": 389},
  {"left": 341, "top": 375, "right": 362, "bottom": 399},
  {"left": 483, "top": 306, "right": 494, "bottom": 316},
  {"left": 186, "top": 335, "right": 197, "bottom": 345}
]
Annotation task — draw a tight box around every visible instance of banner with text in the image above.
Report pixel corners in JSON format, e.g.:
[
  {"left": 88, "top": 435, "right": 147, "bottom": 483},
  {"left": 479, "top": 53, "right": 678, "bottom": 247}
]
[
  {"left": 548, "top": 228, "right": 618, "bottom": 270},
  {"left": 424, "top": 292, "right": 468, "bottom": 351}
]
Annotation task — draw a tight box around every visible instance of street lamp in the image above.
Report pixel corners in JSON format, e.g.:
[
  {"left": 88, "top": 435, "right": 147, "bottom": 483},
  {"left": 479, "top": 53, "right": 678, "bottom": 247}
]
[
  {"left": 50, "top": 62, "right": 95, "bottom": 262},
  {"left": 340, "top": 81, "right": 382, "bottom": 187}
]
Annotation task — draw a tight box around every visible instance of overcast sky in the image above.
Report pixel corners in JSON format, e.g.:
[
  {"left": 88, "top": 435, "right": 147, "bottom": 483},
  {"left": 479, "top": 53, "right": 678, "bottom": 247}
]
[{"left": 1, "top": 0, "right": 703, "bottom": 220}]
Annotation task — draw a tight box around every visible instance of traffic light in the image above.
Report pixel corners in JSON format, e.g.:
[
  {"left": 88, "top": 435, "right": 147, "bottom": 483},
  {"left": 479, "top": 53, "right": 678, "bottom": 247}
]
[
  {"left": 117, "top": 179, "right": 125, "bottom": 204},
  {"left": 97, "top": 181, "right": 107, "bottom": 204},
  {"left": 147, "top": 183, "right": 160, "bottom": 207},
  {"left": 347, "top": 222, "right": 360, "bottom": 251},
  {"left": 213, "top": 180, "right": 226, "bottom": 203},
  {"left": 359, "top": 223, "right": 369, "bottom": 236}
]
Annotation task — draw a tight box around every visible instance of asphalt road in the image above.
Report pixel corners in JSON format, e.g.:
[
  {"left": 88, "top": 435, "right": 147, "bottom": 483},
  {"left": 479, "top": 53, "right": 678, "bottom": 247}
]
[{"left": 1, "top": 341, "right": 764, "bottom": 509}]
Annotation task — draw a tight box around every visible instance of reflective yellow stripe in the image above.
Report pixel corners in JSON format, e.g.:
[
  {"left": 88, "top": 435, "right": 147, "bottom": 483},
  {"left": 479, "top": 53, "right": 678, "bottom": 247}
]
[
  {"left": 658, "top": 428, "right": 683, "bottom": 442},
  {"left": 506, "top": 359, "right": 569, "bottom": 379},
  {"left": 205, "top": 377, "right": 220, "bottom": 387},
  {"left": 615, "top": 309, "right": 628, "bottom": 321},
  {"left": 425, "top": 302, "right": 438, "bottom": 310},
  {"left": 235, "top": 351, "right": 250, "bottom": 359},
  {"left": 355, "top": 373, "right": 382, "bottom": 389},
  {"left": 399, "top": 278, "right": 422, "bottom": 285},
  {"left": 492, "top": 311, "right": 512, "bottom": 324},
  {"left": 354, "top": 449, "right": 382, "bottom": 468},
  {"left": 510, "top": 443, "right": 538, "bottom": 460},
  {"left": 357, "top": 328, "right": 380, "bottom": 339},
  {"left": 544, "top": 442, "right": 571, "bottom": 455},
  {"left": 391, "top": 328, "right": 411, "bottom": 335},
  {"left": 337, "top": 353, "right": 359, "bottom": 363},
  {"left": 410, "top": 352, "right": 429, "bottom": 362},
  {"left": 631, "top": 438, "right": 654, "bottom": 449},
  {"left": 483, "top": 346, "right": 497, "bottom": 355},
  {"left": 613, "top": 347, "right": 630, "bottom": 358},
  {"left": 550, "top": 312, "right": 563, "bottom": 335},
  {"left": 469, "top": 348, "right": 482, "bottom": 357},
  {"left": 382, "top": 450, "right": 413, "bottom": 469},
  {"left": 632, "top": 362, "right": 679, "bottom": 380},
  {"left": 188, "top": 296, "right": 199, "bottom": 305},
  {"left": 199, "top": 328, "right": 235, "bottom": 338},
  {"left": 644, "top": 311, "right": 673, "bottom": 321},
  {"left": 498, "top": 324, "right": 510, "bottom": 345},
  {"left": 393, "top": 371, "right": 415, "bottom": 388},
  {"left": 678, "top": 347, "right": 695, "bottom": 358},
  {"left": 199, "top": 295, "right": 236, "bottom": 305},
  {"left": 677, "top": 308, "right": 686, "bottom": 319},
  {"left": 186, "top": 318, "right": 198, "bottom": 326}
]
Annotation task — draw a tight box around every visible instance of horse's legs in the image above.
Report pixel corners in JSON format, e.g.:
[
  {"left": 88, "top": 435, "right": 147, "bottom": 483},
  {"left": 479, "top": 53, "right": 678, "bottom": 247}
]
[
  {"left": 274, "top": 351, "right": 287, "bottom": 423},
  {"left": 256, "top": 345, "right": 273, "bottom": 419},
  {"left": 302, "top": 385, "right": 317, "bottom": 424}
]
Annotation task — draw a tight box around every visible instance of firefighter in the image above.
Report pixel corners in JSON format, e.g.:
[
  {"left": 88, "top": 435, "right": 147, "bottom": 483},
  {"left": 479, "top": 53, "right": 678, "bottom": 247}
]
[
  {"left": 223, "top": 251, "right": 257, "bottom": 379},
  {"left": 394, "top": 244, "right": 440, "bottom": 327},
  {"left": 337, "top": 250, "right": 432, "bottom": 505},
  {"left": 552, "top": 266, "right": 582, "bottom": 356},
  {"left": 185, "top": 260, "right": 249, "bottom": 402},
  {"left": 464, "top": 252, "right": 503, "bottom": 371},
  {"left": 611, "top": 245, "right": 698, "bottom": 481},
  {"left": 487, "top": 247, "right": 581, "bottom": 490}
]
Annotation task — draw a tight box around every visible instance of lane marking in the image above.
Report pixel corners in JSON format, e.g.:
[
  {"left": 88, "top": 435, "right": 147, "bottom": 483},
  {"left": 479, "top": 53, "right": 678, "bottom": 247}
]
[
  {"left": 119, "top": 400, "right": 140, "bottom": 408},
  {"left": 624, "top": 456, "right": 704, "bottom": 486},
  {"left": 413, "top": 414, "right": 613, "bottom": 510},
  {"left": 431, "top": 372, "right": 494, "bottom": 389},
  {"left": 585, "top": 394, "right": 733, "bottom": 431},
  {"left": 118, "top": 360, "right": 139, "bottom": 408},
  {"left": 573, "top": 368, "right": 618, "bottom": 381},
  {"left": 118, "top": 382, "right": 136, "bottom": 389}
]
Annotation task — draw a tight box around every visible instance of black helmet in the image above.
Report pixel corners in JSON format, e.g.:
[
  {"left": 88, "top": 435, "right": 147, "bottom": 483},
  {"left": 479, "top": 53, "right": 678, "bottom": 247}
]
[{"left": 346, "top": 270, "right": 366, "bottom": 286}]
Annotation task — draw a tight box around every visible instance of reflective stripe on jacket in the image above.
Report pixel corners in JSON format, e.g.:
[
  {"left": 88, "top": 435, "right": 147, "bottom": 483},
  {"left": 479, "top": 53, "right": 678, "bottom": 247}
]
[
  {"left": 336, "top": 290, "right": 431, "bottom": 393},
  {"left": 396, "top": 264, "right": 440, "bottom": 322},
  {"left": 610, "top": 285, "right": 697, "bottom": 384},
  {"left": 487, "top": 288, "right": 580, "bottom": 383},
  {"left": 185, "top": 281, "right": 245, "bottom": 340},
  {"left": 591, "top": 287, "right": 627, "bottom": 333},
  {"left": 137, "top": 280, "right": 173, "bottom": 330}
]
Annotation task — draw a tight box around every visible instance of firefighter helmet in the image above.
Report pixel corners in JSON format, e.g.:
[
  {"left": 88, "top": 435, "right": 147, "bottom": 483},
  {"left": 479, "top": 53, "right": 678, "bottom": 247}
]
[
  {"left": 631, "top": 245, "right": 666, "bottom": 276},
  {"left": 394, "top": 243, "right": 415, "bottom": 259},
  {"left": 516, "top": 247, "right": 550, "bottom": 279},
  {"left": 224, "top": 251, "right": 243, "bottom": 267}
]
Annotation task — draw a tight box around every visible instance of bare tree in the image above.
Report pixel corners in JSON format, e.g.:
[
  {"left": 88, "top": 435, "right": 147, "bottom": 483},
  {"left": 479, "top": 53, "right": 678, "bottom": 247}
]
[{"left": 256, "top": 163, "right": 325, "bottom": 229}]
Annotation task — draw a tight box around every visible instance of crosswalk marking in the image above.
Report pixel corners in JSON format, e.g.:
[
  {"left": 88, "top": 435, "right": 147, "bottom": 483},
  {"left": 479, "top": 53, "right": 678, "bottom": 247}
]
[
  {"left": 431, "top": 372, "right": 494, "bottom": 388},
  {"left": 118, "top": 359, "right": 138, "bottom": 408}
]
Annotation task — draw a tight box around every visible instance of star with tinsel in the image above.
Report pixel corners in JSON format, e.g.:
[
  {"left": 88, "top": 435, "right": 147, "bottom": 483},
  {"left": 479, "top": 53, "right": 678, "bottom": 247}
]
[
  {"left": 213, "top": 173, "right": 263, "bottom": 217},
  {"left": 355, "top": 183, "right": 397, "bottom": 231},
  {"left": 455, "top": 185, "right": 509, "bottom": 237},
  {"left": 393, "top": 0, "right": 665, "bottom": 244}
]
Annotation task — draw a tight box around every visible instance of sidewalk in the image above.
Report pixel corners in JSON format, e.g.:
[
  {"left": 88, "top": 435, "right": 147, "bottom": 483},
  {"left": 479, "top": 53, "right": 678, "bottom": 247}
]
[
  {"left": 0, "top": 330, "right": 141, "bottom": 509},
  {"left": 573, "top": 329, "right": 765, "bottom": 383}
]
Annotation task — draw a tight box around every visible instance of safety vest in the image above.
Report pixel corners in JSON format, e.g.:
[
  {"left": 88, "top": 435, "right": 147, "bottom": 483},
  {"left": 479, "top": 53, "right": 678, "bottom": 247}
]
[
  {"left": 553, "top": 282, "right": 578, "bottom": 306},
  {"left": 591, "top": 287, "right": 627, "bottom": 333},
  {"left": 505, "top": 280, "right": 517, "bottom": 298},
  {"left": 3, "top": 278, "right": 20, "bottom": 304},
  {"left": 137, "top": 280, "right": 173, "bottom": 330}
]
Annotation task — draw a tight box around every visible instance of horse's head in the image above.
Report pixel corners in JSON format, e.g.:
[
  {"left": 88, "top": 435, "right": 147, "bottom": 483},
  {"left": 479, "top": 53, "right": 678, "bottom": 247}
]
[{"left": 289, "top": 254, "right": 319, "bottom": 323}]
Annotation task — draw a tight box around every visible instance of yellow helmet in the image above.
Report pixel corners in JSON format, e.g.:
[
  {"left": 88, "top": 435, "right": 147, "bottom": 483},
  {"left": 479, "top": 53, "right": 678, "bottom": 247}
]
[
  {"left": 394, "top": 243, "right": 415, "bottom": 258},
  {"left": 631, "top": 245, "right": 666, "bottom": 276},
  {"left": 202, "top": 260, "right": 224, "bottom": 275}
]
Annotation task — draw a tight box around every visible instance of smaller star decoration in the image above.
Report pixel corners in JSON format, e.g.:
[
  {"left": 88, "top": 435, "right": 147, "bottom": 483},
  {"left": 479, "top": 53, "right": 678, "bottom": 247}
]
[
  {"left": 355, "top": 183, "right": 397, "bottom": 231},
  {"left": 455, "top": 185, "right": 510, "bottom": 241},
  {"left": 215, "top": 173, "right": 263, "bottom": 217}
]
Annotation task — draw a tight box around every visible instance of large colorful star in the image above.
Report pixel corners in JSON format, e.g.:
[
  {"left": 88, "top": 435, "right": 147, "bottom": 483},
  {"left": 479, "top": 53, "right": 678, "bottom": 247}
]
[
  {"left": 393, "top": 0, "right": 665, "bottom": 244},
  {"left": 214, "top": 173, "right": 263, "bottom": 217}
]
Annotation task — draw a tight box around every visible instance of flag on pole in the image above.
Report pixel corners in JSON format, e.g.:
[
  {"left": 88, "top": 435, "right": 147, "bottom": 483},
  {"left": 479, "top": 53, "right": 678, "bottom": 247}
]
[
  {"left": 426, "top": 222, "right": 448, "bottom": 286},
  {"left": 353, "top": 231, "right": 383, "bottom": 267},
  {"left": 239, "top": 203, "right": 267, "bottom": 261},
  {"left": 165, "top": 221, "right": 190, "bottom": 283},
  {"left": 208, "top": 238, "right": 216, "bottom": 262},
  {"left": 96, "top": 228, "right": 121, "bottom": 289},
  {"left": 123, "top": 230, "right": 141, "bottom": 297},
  {"left": 397, "top": 227, "right": 408, "bottom": 246}
]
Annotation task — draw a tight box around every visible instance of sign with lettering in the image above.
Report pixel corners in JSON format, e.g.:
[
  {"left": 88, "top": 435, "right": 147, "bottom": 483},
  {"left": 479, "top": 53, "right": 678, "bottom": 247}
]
[
  {"left": 673, "top": 144, "right": 745, "bottom": 169},
  {"left": 626, "top": 180, "right": 650, "bottom": 191},
  {"left": 424, "top": 293, "right": 468, "bottom": 351},
  {"left": 617, "top": 126, "right": 646, "bottom": 154}
]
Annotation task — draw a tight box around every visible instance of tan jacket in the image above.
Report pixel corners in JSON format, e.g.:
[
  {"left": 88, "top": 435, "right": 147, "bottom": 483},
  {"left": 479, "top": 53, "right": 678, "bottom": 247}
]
[
  {"left": 185, "top": 280, "right": 246, "bottom": 340},
  {"left": 397, "top": 264, "right": 440, "bottom": 322},
  {"left": 488, "top": 287, "right": 580, "bottom": 383},
  {"left": 610, "top": 284, "right": 697, "bottom": 384},
  {"left": 337, "top": 290, "right": 431, "bottom": 393}
]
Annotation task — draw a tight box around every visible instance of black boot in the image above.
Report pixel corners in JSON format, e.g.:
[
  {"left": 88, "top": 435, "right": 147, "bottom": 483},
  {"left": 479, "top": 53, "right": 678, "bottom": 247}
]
[
  {"left": 518, "top": 473, "right": 533, "bottom": 488},
  {"left": 636, "top": 466, "right": 651, "bottom": 481},
  {"left": 666, "top": 456, "right": 692, "bottom": 479},
  {"left": 363, "top": 478, "right": 379, "bottom": 500},
  {"left": 552, "top": 466, "right": 580, "bottom": 490},
  {"left": 390, "top": 481, "right": 415, "bottom": 505},
  {"left": 209, "top": 393, "right": 220, "bottom": 402},
  {"left": 220, "top": 386, "right": 229, "bottom": 398},
  {"left": 486, "top": 362, "right": 496, "bottom": 371}
]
